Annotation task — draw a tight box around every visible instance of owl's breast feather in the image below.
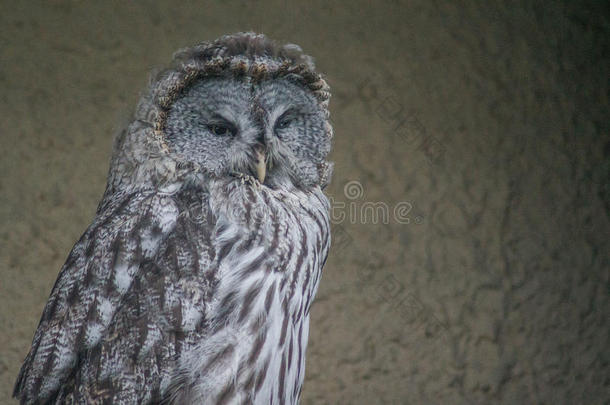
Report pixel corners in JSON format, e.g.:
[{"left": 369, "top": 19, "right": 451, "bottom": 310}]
[{"left": 169, "top": 178, "right": 330, "bottom": 403}]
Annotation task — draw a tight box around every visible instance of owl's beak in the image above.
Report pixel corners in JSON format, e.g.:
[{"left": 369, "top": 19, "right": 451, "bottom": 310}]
[{"left": 254, "top": 148, "right": 266, "bottom": 183}]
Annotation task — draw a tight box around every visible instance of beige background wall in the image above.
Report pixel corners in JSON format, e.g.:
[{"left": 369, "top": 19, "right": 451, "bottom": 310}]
[{"left": 1, "top": 1, "right": 608, "bottom": 404}]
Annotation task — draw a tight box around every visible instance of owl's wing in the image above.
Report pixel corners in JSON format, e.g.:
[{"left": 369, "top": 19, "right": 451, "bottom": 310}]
[
  {"left": 56, "top": 198, "right": 217, "bottom": 404},
  {"left": 14, "top": 190, "right": 183, "bottom": 404}
]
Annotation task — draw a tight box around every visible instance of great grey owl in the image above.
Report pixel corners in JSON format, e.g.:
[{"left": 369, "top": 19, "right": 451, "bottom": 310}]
[{"left": 14, "top": 32, "right": 333, "bottom": 404}]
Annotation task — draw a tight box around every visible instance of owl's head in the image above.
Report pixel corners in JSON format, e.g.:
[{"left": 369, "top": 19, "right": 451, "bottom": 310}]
[{"left": 109, "top": 33, "right": 333, "bottom": 194}]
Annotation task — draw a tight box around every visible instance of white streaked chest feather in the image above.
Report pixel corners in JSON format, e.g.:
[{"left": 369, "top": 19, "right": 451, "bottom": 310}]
[{"left": 171, "top": 179, "right": 330, "bottom": 404}]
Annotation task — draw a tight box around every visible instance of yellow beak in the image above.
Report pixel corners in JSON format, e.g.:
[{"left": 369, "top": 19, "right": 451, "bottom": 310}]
[{"left": 255, "top": 149, "right": 266, "bottom": 183}]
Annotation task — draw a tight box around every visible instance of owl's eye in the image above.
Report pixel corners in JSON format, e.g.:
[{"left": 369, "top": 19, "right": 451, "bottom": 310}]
[
  {"left": 275, "top": 110, "right": 297, "bottom": 133},
  {"left": 208, "top": 123, "right": 236, "bottom": 137},
  {"left": 276, "top": 117, "right": 293, "bottom": 130}
]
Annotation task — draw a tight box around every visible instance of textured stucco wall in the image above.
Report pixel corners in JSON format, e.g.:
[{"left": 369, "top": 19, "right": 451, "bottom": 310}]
[{"left": 1, "top": 1, "right": 608, "bottom": 404}]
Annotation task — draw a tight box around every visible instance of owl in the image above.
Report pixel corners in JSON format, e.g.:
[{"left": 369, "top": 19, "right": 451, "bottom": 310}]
[{"left": 14, "top": 32, "right": 333, "bottom": 404}]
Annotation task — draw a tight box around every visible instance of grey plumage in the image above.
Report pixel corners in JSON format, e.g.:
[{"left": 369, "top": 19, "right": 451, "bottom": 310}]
[{"left": 14, "top": 32, "right": 333, "bottom": 404}]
